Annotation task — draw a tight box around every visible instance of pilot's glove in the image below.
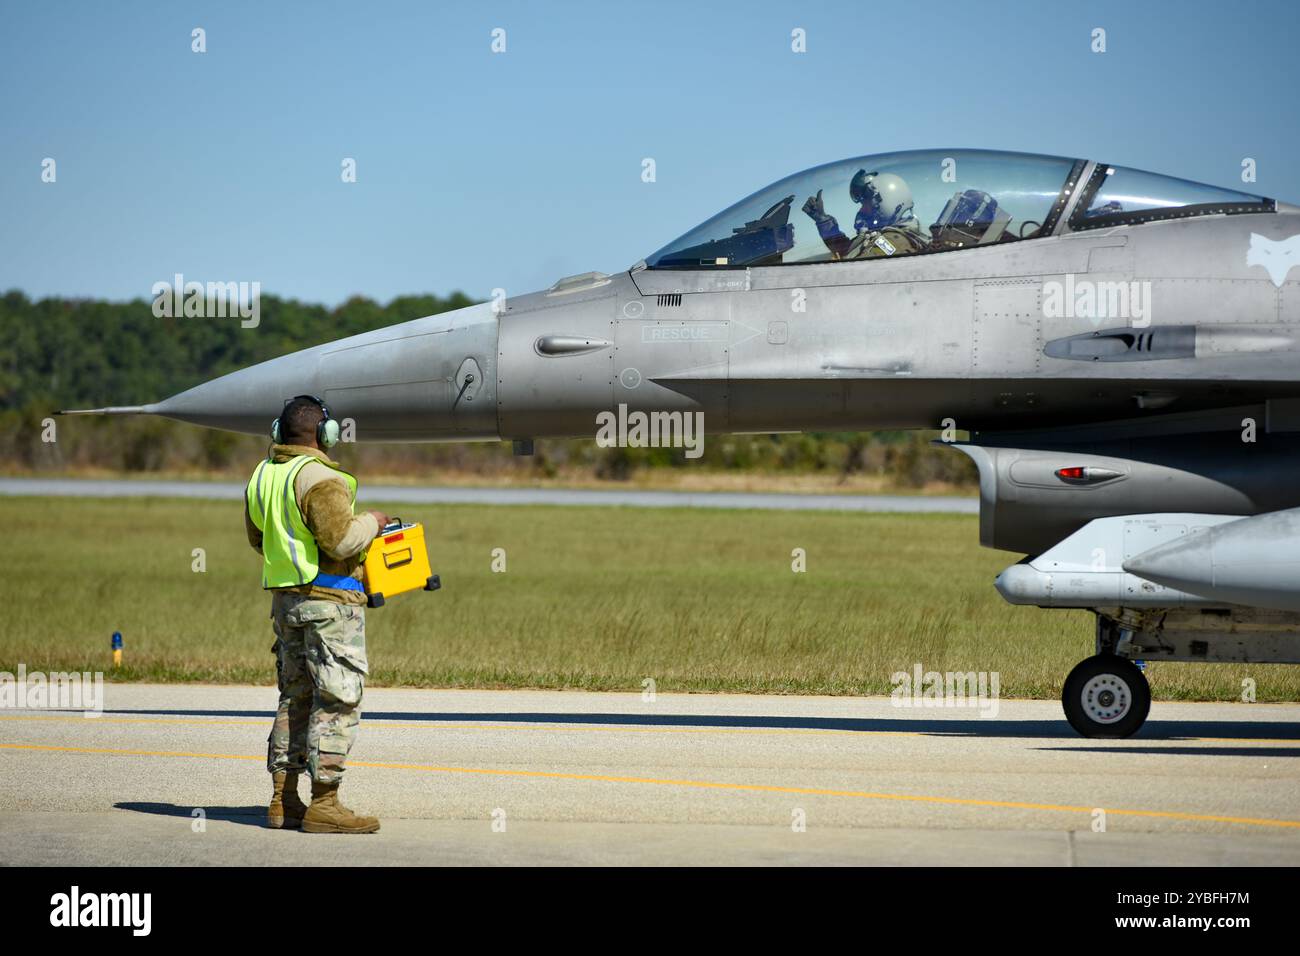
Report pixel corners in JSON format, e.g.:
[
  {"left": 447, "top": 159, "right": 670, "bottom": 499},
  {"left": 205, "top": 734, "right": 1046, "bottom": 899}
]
[{"left": 802, "top": 190, "right": 831, "bottom": 224}]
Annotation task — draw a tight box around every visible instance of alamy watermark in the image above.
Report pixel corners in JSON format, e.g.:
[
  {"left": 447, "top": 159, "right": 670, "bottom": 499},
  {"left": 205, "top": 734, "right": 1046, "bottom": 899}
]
[
  {"left": 0, "top": 665, "right": 104, "bottom": 717},
  {"left": 889, "top": 662, "right": 1000, "bottom": 718},
  {"left": 50, "top": 886, "right": 150, "bottom": 936},
  {"left": 151, "top": 273, "right": 261, "bottom": 328},
  {"left": 1042, "top": 273, "right": 1151, "bottom": 328},
  {"left": 595, "top": 404, "right": 705, "bottom": 459}
]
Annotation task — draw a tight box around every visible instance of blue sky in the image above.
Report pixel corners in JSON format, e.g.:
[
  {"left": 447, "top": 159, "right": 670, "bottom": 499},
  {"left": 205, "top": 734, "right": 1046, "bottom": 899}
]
[{"left": 2, "top": 0, "right": 1298, "bottom": 305}]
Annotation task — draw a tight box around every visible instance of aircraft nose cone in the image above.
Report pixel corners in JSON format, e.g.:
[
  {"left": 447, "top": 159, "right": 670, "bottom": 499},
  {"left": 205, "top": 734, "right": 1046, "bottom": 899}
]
[
  {"left": 152, "top": 301, "right": 500, "bottom": 441},
  {"left": 153, "top": 348, "right": 324, "bottom": 435}
]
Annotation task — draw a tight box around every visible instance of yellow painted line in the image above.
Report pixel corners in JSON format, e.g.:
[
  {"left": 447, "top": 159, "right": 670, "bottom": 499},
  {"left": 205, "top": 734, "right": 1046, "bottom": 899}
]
[
  {"left": 2, "top": 742, "right": 1298, "bottom": 830},
  {"left": 2, "top": 743, "right": 260, "bottom": 763},
  {"left": 0, "top": 714, "right": 919, "bottom": 738},
  {"left": 0, "top": 714, "right": 267, "bottom": 727}
]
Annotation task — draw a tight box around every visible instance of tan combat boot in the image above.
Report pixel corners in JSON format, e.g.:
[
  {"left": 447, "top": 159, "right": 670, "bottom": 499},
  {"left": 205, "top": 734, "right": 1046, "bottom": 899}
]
[
  {"left": 301, "top": 780, "right": 381, "bottom": 834},
  {"left": 267, "top": 770, "right": 309, "bottom": 829}
]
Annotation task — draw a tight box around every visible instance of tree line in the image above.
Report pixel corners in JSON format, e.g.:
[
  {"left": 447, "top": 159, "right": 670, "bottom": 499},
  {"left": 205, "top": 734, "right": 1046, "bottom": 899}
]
[{"left": 0, "top": 289, "right": 974, "bottom": 488}]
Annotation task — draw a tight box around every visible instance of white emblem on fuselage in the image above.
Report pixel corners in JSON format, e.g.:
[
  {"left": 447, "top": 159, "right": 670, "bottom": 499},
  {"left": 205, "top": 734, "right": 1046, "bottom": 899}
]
[{"left": 1247, "top": 233, "right": 1300, "bottom": 288}]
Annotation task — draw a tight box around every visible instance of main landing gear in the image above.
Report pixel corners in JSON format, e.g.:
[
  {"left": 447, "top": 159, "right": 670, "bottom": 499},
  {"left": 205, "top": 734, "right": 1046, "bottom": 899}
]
[
  {"left": 1061, "top": 654, "right": 1151, "bottom": 738},
  {"left": 1061, "top": 613, "right": 1151, "bottom": 738}
]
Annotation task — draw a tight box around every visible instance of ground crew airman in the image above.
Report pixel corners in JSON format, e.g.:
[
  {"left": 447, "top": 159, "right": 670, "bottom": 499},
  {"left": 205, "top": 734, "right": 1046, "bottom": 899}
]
[{"left": 245, "top": 394, "right": 387, "bottom": 833}]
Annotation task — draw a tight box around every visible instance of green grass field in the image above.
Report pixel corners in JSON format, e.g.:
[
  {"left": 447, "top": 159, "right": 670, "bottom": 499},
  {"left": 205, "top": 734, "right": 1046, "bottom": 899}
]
[{"left": 3, "top": 497, "right": 1296, "bottom": 701}]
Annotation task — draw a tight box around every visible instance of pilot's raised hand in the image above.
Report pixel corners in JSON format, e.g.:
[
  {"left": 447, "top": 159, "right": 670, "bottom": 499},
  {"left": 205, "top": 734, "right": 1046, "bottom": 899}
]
[{"left": 802, "top": 190, "right": 831, "bottom": 224}]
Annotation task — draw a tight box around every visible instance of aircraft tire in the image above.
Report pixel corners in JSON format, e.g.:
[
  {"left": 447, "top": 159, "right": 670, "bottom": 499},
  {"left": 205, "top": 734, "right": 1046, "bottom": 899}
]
[{"left": 1062, "top": 655, "right": 1151, "bottom": 739}]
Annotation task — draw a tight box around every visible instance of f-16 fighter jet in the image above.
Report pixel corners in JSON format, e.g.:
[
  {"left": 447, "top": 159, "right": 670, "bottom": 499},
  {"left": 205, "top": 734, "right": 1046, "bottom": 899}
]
[{"left": 66, "top": 149, "right": 1300, "bottom": 737}]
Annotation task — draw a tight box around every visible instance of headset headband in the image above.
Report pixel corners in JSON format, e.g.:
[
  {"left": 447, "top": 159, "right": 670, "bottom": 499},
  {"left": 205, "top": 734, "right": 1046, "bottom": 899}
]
[{"left": 270, "top": 394, "right": 340, "bottom": 448}]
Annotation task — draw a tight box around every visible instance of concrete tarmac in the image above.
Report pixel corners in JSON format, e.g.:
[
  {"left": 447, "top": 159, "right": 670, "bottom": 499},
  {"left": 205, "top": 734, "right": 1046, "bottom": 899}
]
[{"left": 1, "top": 684, "right": 1298, "bottom": 866}]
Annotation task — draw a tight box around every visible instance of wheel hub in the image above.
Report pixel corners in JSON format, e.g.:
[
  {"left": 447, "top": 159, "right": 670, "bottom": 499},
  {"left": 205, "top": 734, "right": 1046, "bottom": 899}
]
[{"left": 1080, "top": 673, "right": 1131, "bottom": 724}]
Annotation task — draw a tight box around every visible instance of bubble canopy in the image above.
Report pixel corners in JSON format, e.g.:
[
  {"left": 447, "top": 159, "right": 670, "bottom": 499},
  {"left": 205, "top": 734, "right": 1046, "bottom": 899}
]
[{"left": 643, "top": 149, "right": 1271, "bottom": 269}]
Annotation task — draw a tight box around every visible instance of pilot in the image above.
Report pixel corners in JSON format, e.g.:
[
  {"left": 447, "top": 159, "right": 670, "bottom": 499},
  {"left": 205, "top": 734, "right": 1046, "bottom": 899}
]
[{"left": 802, "top": 169, "right": 929, "bottom": 259}]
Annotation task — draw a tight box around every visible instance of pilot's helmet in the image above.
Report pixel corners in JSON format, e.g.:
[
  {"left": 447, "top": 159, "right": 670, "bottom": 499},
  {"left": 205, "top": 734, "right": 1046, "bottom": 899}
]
[{"left": 850, "top": 169, "right": 913, "bottom": 231}]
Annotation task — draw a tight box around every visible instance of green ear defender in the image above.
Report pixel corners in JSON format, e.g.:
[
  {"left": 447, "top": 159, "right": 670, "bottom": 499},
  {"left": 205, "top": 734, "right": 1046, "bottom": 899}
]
[{"left": 318, "top": 413, "right": 340, "bottom": 448}]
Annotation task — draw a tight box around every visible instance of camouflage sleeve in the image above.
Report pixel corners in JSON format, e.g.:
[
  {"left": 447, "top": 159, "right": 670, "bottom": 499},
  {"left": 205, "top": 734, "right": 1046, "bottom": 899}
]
[
  {"left": 301, "top": 478, "right": 379, "bottom": 560},
  {"left": 245, "top": 500, "right": 263, "bottom": 554}
]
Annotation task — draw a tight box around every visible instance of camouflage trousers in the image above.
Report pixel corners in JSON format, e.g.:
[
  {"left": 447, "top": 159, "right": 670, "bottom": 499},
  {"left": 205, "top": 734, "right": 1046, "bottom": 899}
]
[{"left": 266, "top": 593, "right": 367, "bottom": 784}]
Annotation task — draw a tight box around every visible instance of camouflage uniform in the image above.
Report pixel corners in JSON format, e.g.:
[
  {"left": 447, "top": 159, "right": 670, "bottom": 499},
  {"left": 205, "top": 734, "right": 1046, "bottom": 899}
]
[
  {"left": 267, "top": 592, "right": 368, "bottom": 783},
  {"left": 840, "top": 216, "right": 931, "bottom": 259},
  {"left": 250, "top": 442, "right": 380, "bottom": 787}
]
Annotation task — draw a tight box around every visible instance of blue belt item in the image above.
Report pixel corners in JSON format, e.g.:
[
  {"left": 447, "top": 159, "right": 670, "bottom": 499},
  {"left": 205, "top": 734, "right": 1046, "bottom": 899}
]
[{"left": 311, "top": 572, "right": 365, "bottom": 592}]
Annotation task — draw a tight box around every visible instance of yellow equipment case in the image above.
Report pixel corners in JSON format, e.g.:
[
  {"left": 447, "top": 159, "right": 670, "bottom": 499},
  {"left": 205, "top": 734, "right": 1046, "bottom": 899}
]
[{"left": 362, "top": 518, "right": 440, "bottom": 608}]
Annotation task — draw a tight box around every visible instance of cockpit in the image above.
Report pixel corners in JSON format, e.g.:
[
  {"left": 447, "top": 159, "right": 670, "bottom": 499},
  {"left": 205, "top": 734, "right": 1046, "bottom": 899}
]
[{"left": 644, "top": 149, "right": 1273, "bottom": 269}]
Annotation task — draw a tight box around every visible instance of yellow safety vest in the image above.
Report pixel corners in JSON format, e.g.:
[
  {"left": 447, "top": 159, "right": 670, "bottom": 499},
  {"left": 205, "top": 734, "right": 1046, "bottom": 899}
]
[{"left": 245, "top": 455, "right": 358, "bottom": 589}]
